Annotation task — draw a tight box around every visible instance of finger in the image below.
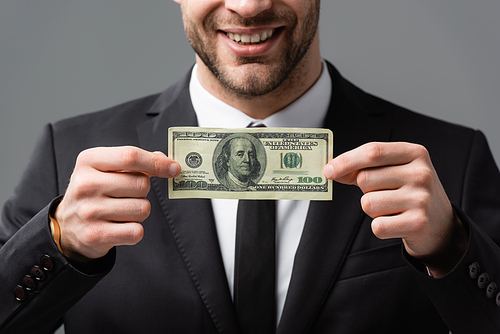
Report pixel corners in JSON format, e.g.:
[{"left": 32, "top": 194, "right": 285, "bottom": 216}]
[
  {"left": 355, "top": 165, "right": 407, "bottom": 193},
  {"left": 106, "top": 222, "right": 145, "bottom": 246},
  {"left": 64, "top": 220, "right": 145, "bottom": 260},
  {"left": 90, "top": 222, "right": 145, "bottom": 250},
  {"left": 324, "top": 142, "right": 428, "bottom": 184},
  {"left": 69, "top": 169, "right": 151, "bottom": 199},
  {"left": 370, "top": 212, "right": 421, "bottom": 240},
  {"left": 360, "top": 190, "right": 409, "bottom": 219},
  {"left": 97, "top": 198, "right": 152, "bottom": 223},
  {"left": 77, "top": 146, "right": 180, "bottom": 178},
  {"left": 101, "top": 172, "right": 151, "bottom": 198}
]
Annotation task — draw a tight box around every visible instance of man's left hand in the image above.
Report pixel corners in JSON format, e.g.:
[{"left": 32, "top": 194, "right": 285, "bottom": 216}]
[{"left": 324, "top": 142, "right": 468, "bottom": 278}]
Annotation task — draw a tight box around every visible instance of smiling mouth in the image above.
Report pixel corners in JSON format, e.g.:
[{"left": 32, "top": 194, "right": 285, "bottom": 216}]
[{"left": 224, "top": 29, "right": 276, "bottom": 45}]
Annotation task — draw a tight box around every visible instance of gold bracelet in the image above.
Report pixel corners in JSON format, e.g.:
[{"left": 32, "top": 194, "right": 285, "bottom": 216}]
[{"left": 49, "top": 215, "right": 64, "bottom": 254}]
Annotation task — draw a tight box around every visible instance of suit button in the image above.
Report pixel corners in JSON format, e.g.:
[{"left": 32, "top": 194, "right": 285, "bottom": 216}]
[
  {"left": 13, "top": 285, "right": 26, "bottom": 301},
  {"left": 478, "top": 273, "right": 489, "bottom": 289},
  {"left": 469, "top": 262, "right": 480, "bottom": 278},
  {"left": 486, "top": 282, "right": 497, "bottom": 298},
  {"left": 22, "top": 275, "right": 36, "bottom": 291},
  {"left": 496, "top": 292, "right": 500, "bottom": 307},
  {"left": 40, "top": 254, "right": 53, "bottom": 271},
  {"left": 30, "top": 265, "right": 45, "bottom": 281}
]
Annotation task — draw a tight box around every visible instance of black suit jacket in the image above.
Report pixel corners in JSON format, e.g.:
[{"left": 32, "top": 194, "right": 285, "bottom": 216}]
[{"left": 2, "top": 62, "right": 500, "bottom": 333}]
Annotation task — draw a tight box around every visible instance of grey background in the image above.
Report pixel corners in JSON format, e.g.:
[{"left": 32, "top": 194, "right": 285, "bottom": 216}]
[{"left": 1, "top": 1, "right": 499, "bottom": 333}]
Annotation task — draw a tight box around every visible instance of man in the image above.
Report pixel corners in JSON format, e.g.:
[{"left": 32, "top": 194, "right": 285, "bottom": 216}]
[
  {"left": 215, "top": 136, "right": 262, "bottom": 190},
  {"left": 1, "top": 0, "right": 500, "bottom": 333}
]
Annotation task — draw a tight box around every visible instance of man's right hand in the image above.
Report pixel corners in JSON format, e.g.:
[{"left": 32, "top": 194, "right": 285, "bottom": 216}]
[{"left": 54, "top": 146, "right": 181, "bottom": 262}]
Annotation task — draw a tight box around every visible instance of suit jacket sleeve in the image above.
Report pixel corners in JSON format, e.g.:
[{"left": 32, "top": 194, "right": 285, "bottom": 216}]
[
  {"left": 0, "top": 124, "right": 114, "bottom": 333},
  {"left": 404, "top": 130, "right": 500, "bottom": 334}
]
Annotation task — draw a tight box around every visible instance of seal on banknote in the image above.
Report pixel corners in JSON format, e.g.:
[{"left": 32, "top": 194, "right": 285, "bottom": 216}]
[
  {"left": 213, "top": 134, "right": 266, "bottom": 190},
  {"left": 185, "top": 152, "right": 203, "bottom": 168}
]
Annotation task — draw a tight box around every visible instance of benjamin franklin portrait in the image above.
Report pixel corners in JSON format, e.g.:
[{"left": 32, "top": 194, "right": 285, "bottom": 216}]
[{"left": 213, "top": 134, "right": 265, "bottom": 190}]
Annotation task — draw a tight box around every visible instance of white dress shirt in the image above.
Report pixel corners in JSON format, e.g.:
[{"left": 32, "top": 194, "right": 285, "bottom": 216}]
[{"left": 189, "top": 62, "right": 332, "bottom": 323}]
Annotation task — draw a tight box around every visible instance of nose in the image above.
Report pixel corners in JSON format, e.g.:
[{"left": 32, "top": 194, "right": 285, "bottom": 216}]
[{"left": 225, "top": 0, "right": 273, "bottom": 18}]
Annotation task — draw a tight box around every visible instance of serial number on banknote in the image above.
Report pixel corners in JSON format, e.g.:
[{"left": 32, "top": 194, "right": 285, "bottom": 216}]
[{"left": 168, "top": 127, "right": 333, "bottom": 200}]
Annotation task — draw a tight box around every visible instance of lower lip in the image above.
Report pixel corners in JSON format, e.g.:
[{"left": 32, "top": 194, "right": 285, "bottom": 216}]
[{"left": 218, "top": 29, "right": 283, "bottom": 57}]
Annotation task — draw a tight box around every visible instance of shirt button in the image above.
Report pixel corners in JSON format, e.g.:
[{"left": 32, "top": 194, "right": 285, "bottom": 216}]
[
  {"left": 40, "top": 254, "right": 53, "bottom": 271},
  {"left": 22, "top": 275, "right": 36, "bottom": 291},
  {"left": 469, "top": 262, "right": 480, "bottom": 278},
  {"left": 30, "top": 265, "right": 45, "bottom": 281},
  {"left": 478, "top": 273, "right": 490, "bottom": 289},
  {"left": 486, "top": 282, "right": 498, "bottom": 298},
  {"left": 13, "top": 285, "right": 26, "bottom": 301}
]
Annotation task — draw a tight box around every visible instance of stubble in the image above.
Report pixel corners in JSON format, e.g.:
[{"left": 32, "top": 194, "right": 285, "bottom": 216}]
[{"left": 183, "top": 1, "right": 320, "bottom": 99}]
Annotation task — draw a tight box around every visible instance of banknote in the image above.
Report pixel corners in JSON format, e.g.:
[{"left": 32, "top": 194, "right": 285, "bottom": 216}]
[{"left": 168, "top": 127, "right": 333, "bottom": 200}]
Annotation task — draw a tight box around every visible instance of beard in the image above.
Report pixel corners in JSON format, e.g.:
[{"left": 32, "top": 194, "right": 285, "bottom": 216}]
[{"left": 183, "top": 1, "right": 320, "bottom": 98}]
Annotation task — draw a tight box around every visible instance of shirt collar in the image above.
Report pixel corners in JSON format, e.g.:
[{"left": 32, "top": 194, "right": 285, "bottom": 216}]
[{"left": 189, "top": 61, "right": 331, "bottom": 129}]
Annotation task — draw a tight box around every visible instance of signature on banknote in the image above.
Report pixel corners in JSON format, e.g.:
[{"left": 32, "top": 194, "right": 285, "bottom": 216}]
[{"left": 271, "top": 176, "right": 294, "bottom": 184}]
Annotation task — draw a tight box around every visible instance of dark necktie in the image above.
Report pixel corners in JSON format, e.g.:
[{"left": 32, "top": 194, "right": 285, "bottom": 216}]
[
  {"left": 234, "top": 122, "right": 276, "bottom": 334},
  {"left": 234, "top": 199, "right": 276, "bottom": 334}
]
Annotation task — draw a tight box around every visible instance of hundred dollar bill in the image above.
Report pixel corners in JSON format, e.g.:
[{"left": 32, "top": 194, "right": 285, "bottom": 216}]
[{"left": 168, "top": 127, "right": 333, "bottom": 200}]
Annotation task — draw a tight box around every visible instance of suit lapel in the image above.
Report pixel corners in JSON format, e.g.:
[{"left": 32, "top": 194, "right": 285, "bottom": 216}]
[
  {"left": 137, "top": 74, "right": 240, "bottom": 334},
  {"left": 277, "top": 62, "right": 392, "bottom": 333}
]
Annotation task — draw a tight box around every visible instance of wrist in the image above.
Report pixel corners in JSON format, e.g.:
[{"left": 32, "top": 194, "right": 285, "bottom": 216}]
[
  {"left": 49, "top": 197, "right": 93, "bottom": 263},
  {"left": 423, "top": 209, "right": 469, "bottom": 278}
]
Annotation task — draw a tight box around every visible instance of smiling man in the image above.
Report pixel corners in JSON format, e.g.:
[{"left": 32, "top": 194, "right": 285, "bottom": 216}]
[
  {"left": 2, "top": 1, "right": 500, "bottom": 334},
  {"left": 180, "top": 0, "right": 321, "bottom": 116}
]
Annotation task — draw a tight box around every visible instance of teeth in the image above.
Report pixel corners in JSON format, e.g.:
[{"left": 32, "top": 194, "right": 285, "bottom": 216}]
[{"left": 226, "top": 29, "right": 274, "bottom": 45}]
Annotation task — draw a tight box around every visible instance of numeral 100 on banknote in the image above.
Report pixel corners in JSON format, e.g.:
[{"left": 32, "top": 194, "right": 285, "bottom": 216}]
[{"left": 168, "top": 127, "right": 333, "bottom": 200}]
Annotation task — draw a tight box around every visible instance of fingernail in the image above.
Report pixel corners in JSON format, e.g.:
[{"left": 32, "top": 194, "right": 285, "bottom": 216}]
[
  {"left": 324, "top": 164, "right": 334, "bottom": 179},
  {"left": 169, "top": 163, "right": 180, "bottom": 176}
]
